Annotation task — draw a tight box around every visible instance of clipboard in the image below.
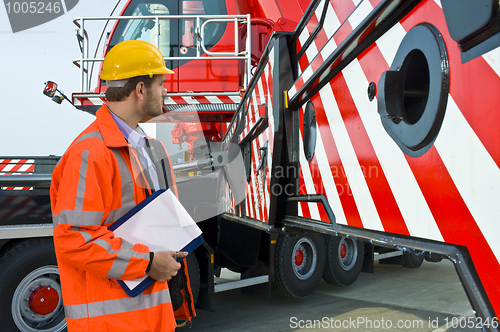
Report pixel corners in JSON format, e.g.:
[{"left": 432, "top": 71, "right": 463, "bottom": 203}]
[{"left": 108, "top": 188, "right": 204, "bottom": 297}]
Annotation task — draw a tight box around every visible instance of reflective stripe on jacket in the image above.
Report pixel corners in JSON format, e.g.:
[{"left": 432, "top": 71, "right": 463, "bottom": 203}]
[{"left": 51, "top": 106, "right": 195, "bottom": 331}]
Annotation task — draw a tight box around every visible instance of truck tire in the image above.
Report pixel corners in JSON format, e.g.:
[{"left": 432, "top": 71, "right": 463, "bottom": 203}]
[
  {"left": 323, "top": 235, "right": 364, "bottom": 287},
  {"left": 424, "top": 253, "right": 443, "bottom": 263},
  {"left": 0, "top": 238, "right": 66, "bottom": 332},
  {"left": 402, "top": 251, "right": 425, "bottom": 268},
  {"left": 273, "top": 233, "right": 325, "bottom": 298}
]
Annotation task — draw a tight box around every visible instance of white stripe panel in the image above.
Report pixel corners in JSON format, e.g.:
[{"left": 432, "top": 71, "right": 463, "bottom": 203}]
[
  {"left": 314, "top": 125, "right": 348, "bottom": 225},
  {"left": 299, "top": 134, "right": 321, "bottom": 220},
  {"left": 249, "top": 92, "right": 262, "bottom": 221},
  {"left": 85, "top": 97, "right": 104, "bottom": 106},
  {"left": 315, "top": 1, "right": 342, "bottom": 68},
  {"left": 434, "top": 96, "right": 500, "bottom": 262},
  {"left": 244, "top": 93, "right": 256, "bottom": 219},
  {"left": 182, "top": 96, "right": 200, "bottom": 104},
  {"left": 319, "top": 0, "right": 341, "bottom": 39},
  {"left": 342, "top": 3, "right": 442, "bottom": 238},
  {"left": 483, "top": 46, "right": 500, "bottom": 78},
  {"left": 18, "top": 164, "right": 33, "bottom": 172},
  {"left": 241, "top": 93, "right": 256, "bottom": 140},
  {"left": 229, "top": 96, "right": 242, "bottom": 103},
  {"left": 298, "top": 28, "right": 310, "bottom": 50},
  {"left": 348, "top": 0, "right": 373, "bottom": 31},
  {"left": 301, "top": 19, "right": 382, "bottom": 230},
  {"left": 302, "top": 61, "right": 315, "bottom": 85},
  {"left": 205, "top": 96, "right": 223, "bottom": 103},
  {"left": 293, "top": 2, "right": 341, "bottom": 100},
  {"left": 263, "top": 63, "right": 273, "bottom": 215},
  {"left": 375, "top": 0, "right": 499, "bottom": 244},
  {"left": 298, "top": 32, "right": 316, "bottom": 80},
  {"left": 336, "top": 8, "right": 444, "bottom": 239},
  {"left": 247, "top": 175, "right": 256, "bottom": 219},
  {"left": 433, "top": 0, "right": 442, "bottom": 8},
  {"left": 298, "top": 0, "right": 332, "bottom": 68},
  {"left": 255, "top": 76, "right": 267, "bottom": 223},
  {"left": 318, "top": 83, "right": 383, "bottom": 231},
  {"left": 295, "top": 32, "right": 320, "bottom": 220},
  {"left": 17, "top": 164, "right": 32, "bottom": 172},
  {"left": 0, "top": 162, "right": 6, "bottom": 172},
  {"left": 256, "top": 80, "right": 265, "bottom": 109},
  {"left": 264, "top": 56, "right": 274, "bottom": 147},
  {"left": 261, "top": 74, "right": 270, "bottom": 216},
  {"left": 375, "top": 24, "right": 406, "bottom": 69},
  {"left": 1, "top": 164, "right": 14, "bottom": 172},
  {"left": 314, "top": 0, "right": 328, "bottom": 24},
  {"left": 253, "top": 142, "right": 263, "bottom": 221},
  {"left": 245, "top": 150, "right": 255, "bottom": 217},
  {"left": 269, "top": 48, "right": 275, "bottom": 78},
  {"left": 342, "top": 60, "right": 443, "bottom": 240},
  {"left": 252, "top": 85, "right": 261, "bottom": 121},
  {"left": 319, "top": 38, "right": 339, "bottom": 66}
]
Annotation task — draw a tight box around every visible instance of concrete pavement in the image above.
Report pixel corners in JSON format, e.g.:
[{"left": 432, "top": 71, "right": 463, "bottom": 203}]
[{"left": 187, "top": 259, "right": 483, "bottom": 331}]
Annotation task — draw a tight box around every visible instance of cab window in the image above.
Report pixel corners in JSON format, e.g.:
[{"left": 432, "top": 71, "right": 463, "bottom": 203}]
[{"left": 108, "top": 0, "right": 227, "bottom": 70}]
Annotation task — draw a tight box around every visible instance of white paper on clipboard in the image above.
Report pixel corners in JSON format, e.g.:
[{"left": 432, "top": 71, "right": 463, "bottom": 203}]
[{"left": 111, "top": 189, "right": 202, "bottom": 290}]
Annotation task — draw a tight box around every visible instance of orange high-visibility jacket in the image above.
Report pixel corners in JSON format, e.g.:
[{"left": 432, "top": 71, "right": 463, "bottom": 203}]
[{"left": 51, "top": 106, "right": 195, "bottom": 332}]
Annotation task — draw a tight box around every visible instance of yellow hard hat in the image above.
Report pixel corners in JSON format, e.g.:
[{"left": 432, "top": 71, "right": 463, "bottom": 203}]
[{"left": 100, "top": 40, "right": 174, "bottom": 83}]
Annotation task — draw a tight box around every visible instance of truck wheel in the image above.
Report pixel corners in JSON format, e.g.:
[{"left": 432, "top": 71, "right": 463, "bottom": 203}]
[
  {"left": 273, "top": 233, "right": 325, "bottom": 298},
  {"left": 402, "top": 251, "right": 424, "bottom": 268},
  {"left": 186, "top": 253, "right": 200, "bottom": 305},
  {"left": 323, "top": 235, "right": 364, "bottom": 287},
  {"left": 0, "top": 238, "right": 66, "bottom": 332},
  {"left": 424, "top": 253, "right": 443, "bottom": 263}
]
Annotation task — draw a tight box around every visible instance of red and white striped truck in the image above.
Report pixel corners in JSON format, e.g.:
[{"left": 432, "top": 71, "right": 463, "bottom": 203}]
[{"left": 1, "top": 0, "right": 499, "bottom": 331}]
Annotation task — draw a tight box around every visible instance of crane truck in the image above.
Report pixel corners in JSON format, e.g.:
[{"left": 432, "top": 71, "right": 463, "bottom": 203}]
[{"left": 1, "top": 0, "right": 500, "bottom": 331}]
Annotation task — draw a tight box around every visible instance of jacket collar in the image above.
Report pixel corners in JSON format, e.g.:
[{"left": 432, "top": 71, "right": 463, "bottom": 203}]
[{"left": 95, "top": 105, "right": 130, "bottom": 148}]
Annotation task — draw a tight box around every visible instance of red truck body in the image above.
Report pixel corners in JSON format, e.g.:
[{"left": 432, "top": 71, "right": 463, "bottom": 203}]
[{"left": 1, "top": 0, "right": 499, "bottom": 331}]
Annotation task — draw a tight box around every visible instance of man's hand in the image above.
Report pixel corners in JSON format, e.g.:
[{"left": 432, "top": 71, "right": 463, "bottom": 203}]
[{"left": 148, "top": 251, "right": 188, "bottom": 282}]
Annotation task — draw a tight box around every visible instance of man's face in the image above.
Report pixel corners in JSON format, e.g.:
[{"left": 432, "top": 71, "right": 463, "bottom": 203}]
[{"left": 142, "top": 75, "right": 167, "bottom": 118}]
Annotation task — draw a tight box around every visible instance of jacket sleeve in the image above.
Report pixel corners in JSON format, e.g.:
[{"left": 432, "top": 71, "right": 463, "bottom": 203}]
[{"left": 51, "top": 146, "right": 150, "bottom": 281}]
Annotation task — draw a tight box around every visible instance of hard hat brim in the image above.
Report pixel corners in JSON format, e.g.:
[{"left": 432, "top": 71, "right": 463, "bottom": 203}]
[{"left": 100, "top": 40, "right": 175, "bottom": 81}]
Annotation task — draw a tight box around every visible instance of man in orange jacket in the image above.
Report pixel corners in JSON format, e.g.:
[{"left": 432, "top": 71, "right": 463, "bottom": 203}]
[{"left": 51, "top": 40, "right": 195, "bottom": 331}]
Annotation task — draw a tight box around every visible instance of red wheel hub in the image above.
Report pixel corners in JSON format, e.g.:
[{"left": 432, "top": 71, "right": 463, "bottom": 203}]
[
  {"left": 29, "top": 286, "right": 59, "bottom": 315},
  {"left": 295, "top": 249, "right": 304, "bottom": 266},
  {"left": 340, "top": 243, "right": 347, "bottom": 259}
]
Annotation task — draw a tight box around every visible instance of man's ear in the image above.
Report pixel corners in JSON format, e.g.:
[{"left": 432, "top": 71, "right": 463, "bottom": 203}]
[{"left": 135, "top": 81, "right": 145, "bottom": 100}]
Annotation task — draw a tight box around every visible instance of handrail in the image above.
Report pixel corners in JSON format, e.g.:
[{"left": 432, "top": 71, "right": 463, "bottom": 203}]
[
  {"left": 73, "top": 14, "right": 251, "bottom": 93},
  {"left": 0, "top": 174, "right": 52, "bottom": 188},
  {"left": 201, "top": 18, "right": 239, "bottom": 56},
  {"left": 73, "top": 91, "right": 241, "bottom": 99}
]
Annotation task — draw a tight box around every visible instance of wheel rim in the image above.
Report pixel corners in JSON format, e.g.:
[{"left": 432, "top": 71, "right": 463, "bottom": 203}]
[
  {"left": 12, "top": 266, "right": 66, "bottom": 332},
  {"left": 292, "top": 237, "right": 317, "bottom": 280},
  {"left": 338, "top": 237, "right": 358, "bottom": 271}
]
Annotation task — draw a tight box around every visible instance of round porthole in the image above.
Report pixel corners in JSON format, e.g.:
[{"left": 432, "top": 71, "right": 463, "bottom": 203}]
[
  {"left": 377, "top": 23, "right": 449, "bottom": 157},
  {"left": 303, "top": 101, "right": 317, "bottom": 162}
]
